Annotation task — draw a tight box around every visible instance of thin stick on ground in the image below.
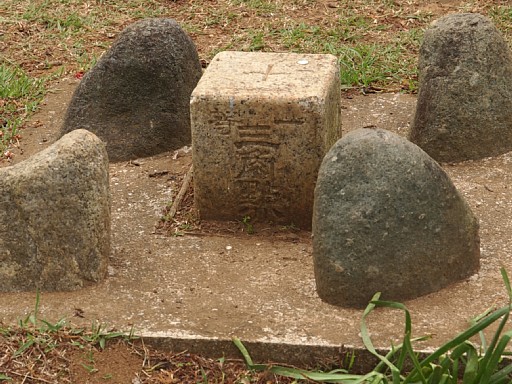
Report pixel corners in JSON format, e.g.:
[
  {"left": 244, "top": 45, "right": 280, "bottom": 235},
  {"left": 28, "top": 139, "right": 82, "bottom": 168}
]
[{"left": 168, "top": 164, "right": 193, "bottom": 220}]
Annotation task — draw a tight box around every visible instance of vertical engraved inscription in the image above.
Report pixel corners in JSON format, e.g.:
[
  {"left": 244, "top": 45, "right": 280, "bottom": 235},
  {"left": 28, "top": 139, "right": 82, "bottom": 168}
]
[{"left": 233, "top": 123, "right": 283, "bottom": 221}]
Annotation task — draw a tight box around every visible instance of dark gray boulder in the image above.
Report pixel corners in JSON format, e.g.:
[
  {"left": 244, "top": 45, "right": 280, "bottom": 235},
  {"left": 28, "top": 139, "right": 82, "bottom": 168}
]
[
  {"left": 60, "top": 18, "right": 202, "bottom": 162},
  {"left": 313, "top": 128, "right": 480, "bottom": 308},
  {"left": 409, "top": 13, "right": 512, "bottom": 163},
  {"left": 0, "top": 129, "right": 110, "bottom": 292}
]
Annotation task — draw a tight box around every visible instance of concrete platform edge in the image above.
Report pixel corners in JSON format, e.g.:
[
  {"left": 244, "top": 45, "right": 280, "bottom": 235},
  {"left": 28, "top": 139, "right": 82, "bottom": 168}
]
[{"left": 140, "top": 331, "right": 403, "bottom": 373}]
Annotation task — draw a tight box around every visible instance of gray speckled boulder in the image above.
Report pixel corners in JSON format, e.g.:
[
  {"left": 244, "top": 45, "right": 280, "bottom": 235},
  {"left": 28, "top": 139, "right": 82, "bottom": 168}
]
[
  {"left": 313, "top": 128, "right": 480, "bottom": 308},
  {"left": 0, "top": 129, "right": 110, "bottom": 292},
  {"left": 60, "top": 18, "right": 202, "bottom": 162},
  {"left": 410, "top": 13, "right": 512, "bottom": 162}
]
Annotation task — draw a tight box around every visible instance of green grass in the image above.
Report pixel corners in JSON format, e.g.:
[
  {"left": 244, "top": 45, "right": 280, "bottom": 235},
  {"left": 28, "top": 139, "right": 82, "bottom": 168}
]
[
  {"left": 276, "top": 19, "right": 419, "bottom": 89},
  {"left": 0, "top": 290, "right": 137, "bottom": 382},
  {"left": 234, "top": 267, "right": 512, "bottom": 383},
  {"left": 0, "top": 0, "right": 510, "bottom": 159},
  {"left": 0, "top": 63, "right": 46, "bottom": 155},
  {"left": 15, "top": 290, "right": 133, "bottom": 351},
  {"left": 230, "top": 0, "right": 278, "bottom": 15},
  {"left": 490, "top": 6, "right": 512, "bottom": 42},
  {"left": 242, "top": 29, "right": 266, "bottom": 51}
]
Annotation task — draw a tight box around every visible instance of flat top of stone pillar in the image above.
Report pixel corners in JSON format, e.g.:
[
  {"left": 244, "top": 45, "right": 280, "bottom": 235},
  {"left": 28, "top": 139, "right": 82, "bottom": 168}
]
[{"left": 192, "top": 51, "right": 338, "bottom": 99}]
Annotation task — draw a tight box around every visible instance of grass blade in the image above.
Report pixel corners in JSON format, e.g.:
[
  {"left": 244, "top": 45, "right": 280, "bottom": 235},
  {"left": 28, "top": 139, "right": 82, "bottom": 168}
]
[
  {"left": 360, "top": 294, "right": 402, "bottom": 383},
  {"left": 14, "top": 337, "right": 35, "bottom": 357},
  {"left": 471, "top": 307, "right": 494, "bottom": 353},
  {"left": 403, "top": 305, "right": 510, "bottom": 383},
  {"left": 371, "top": 300, "right": 413, "bottom": 373},
  {"left": 478, "top": 330, "right": 512, "bottom": 384},
  {"left": 489, "top": 358, "right": 512, "bottom": 383},
  {"left": 234, "top": 337, "right": 371, "bottom": 383},
  {"left": 370, "top": 299, "right": 431, "bottom": 383},
  {"left": 460, "top": 343, "right": 479, "bottom": 384},
  {"left": 402, "top": 332, "right": 428, "bottom": 384},
  {"left": 450, "top": 358, "right": 459, "bottom": 384},
  {"left": 233, "top": 337, "right": 254, "bottom": 366},
  {"left": 500, "top": 267, "right": 512, "bottom": 303},
  {"left": 472, "top": 309, "right": 510, "bottom": 383}
]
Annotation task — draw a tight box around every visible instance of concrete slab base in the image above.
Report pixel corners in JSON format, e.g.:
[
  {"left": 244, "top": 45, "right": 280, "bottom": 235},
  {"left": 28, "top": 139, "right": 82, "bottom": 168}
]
[{"left": 1, "top": 82, "right": 511, "bottom": 372}]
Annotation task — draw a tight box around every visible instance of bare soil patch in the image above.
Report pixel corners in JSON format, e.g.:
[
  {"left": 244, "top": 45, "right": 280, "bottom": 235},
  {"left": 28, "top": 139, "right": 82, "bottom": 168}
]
[{"left": 67, "top": 342, "right": 142, "bottom": 384}]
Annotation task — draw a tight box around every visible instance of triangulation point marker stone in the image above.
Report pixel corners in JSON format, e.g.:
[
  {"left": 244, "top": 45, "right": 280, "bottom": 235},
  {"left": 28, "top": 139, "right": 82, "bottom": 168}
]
[{"left": 191, "top": 51, "right": 341, "bottom": 229}]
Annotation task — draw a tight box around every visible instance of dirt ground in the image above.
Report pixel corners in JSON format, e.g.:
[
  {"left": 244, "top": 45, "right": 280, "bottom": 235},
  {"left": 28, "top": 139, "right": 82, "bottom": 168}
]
[{"left": 2, "top": 76, "right": 512, "bottom": 381}]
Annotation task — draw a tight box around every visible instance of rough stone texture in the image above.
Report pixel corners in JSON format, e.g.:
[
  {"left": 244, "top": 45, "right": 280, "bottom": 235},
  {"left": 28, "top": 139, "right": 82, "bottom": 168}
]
[
  {"left": 313, "top": 128, "right": 480, "bottom": 308},
  {"left": 409, "top": 13, "right": 512, "bottom": 163},
  {"left": 191, "top": 51, "right": 341, "bottom": 229},
  {"left": 60, "top": 18, "right": 202, "bottom": 162},
  {"left": 0, "top": 129, "right": 110, "bottom": 292}
]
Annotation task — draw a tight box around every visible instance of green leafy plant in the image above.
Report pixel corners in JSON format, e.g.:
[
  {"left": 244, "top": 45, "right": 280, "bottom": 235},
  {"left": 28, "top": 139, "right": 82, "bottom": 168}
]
[
  {"left": 14, "top": 290, "right": 67, "bottom": 357},
  {"left": 80, "top": 321, "right": 134, "bottom": 350},
  {"left": 242, "top": 215, "right": 255, "bottom": 234},
  {"left": 11, "top": 290, "right": 134, "bottom": 357},
  {"left": 81, "top": 349, "right": 99, "bottom": 374},
  {"left": 234, "top": 267, "right": 512, "bottom": 383},
  {"left": 0, "top": 290, "right": 140, "bottom": 381}
]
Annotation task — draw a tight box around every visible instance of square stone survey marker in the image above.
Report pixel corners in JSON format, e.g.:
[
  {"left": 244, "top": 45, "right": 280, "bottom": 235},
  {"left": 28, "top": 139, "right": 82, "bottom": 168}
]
[{"left": 191, "top": 51, "right": 341, "bottom": 229}]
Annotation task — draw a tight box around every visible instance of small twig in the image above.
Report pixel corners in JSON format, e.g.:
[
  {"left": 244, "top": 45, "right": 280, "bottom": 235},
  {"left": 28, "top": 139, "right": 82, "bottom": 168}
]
[
  {"left": 181, "top": 230, "right": 237, "bottom": 237},
  {"left": 140, "top": 337, "right": 150, "bottom": 368},
  {"left": 168, "top": 165, "right": 193, "bottom": 220},
  {"left": 8, "top": 370, "right": 54, "bottom": 384}
]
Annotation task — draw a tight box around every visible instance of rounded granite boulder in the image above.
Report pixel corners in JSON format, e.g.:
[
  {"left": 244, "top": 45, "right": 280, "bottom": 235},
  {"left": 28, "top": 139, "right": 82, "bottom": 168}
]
[
  {"left": 0, "top": 129, "right": 110, "bottom": 292},
  {"left": 60, "top": 18, "right": 202, "bottom": 162},
  {"left": 410, "top": 13, "right": 512, "bottom": 162},
  {"left": 313, "top": 128, "right": 480, "bottom": 308}
]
